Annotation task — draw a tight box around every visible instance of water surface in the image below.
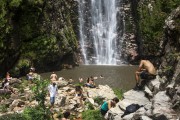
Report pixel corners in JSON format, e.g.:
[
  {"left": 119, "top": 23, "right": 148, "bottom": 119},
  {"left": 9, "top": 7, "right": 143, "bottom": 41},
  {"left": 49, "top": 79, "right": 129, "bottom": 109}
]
[{"left": 41, "top": 65, "right": 138, "bottom": 90}]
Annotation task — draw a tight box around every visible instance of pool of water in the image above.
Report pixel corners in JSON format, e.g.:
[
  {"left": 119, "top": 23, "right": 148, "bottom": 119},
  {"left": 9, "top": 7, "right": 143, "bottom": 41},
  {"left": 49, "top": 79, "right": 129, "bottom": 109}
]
[{"left": 40, "top": 65, "right": 138, "bottom": 90}]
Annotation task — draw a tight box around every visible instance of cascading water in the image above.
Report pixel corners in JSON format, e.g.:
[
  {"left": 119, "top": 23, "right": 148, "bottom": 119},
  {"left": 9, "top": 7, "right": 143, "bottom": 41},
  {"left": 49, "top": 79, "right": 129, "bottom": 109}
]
[{"left": 78, "top": 0, "right": 124, "bottom": 65}]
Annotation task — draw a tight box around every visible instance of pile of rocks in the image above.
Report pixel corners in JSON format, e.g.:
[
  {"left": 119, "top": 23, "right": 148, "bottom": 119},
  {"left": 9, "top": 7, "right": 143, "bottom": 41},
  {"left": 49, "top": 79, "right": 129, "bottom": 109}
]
[
  {"left": 0, "top": 78, "right": 117, "bottom": 119},
  {"left": 106, "top": 75, "right": 179, "bottom": 120}
]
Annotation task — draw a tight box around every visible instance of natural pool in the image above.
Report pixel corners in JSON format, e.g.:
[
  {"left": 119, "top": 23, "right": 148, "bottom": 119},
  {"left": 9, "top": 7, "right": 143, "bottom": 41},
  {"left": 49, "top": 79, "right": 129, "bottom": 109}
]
[{"left": 40, "top": 65, "right": 138, "bottom": 90}]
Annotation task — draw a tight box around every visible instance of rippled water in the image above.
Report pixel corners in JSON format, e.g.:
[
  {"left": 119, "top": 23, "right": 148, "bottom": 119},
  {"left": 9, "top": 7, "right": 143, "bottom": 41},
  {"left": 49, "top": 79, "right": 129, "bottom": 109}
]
[{"left": 40, "top": 65, "right": 138, "bottom": 90}]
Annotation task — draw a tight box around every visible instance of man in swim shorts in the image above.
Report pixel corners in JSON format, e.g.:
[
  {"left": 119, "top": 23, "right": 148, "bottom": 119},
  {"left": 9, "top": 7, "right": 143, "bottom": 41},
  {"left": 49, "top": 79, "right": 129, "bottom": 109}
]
[{"left": 134, "top": 59, "right": 156, "bottom": 89}]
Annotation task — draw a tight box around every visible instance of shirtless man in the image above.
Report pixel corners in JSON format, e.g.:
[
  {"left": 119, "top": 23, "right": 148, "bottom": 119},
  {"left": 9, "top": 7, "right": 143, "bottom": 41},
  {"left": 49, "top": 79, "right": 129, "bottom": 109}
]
[
  {"left": 50, "top": 72, "right": 58, "bottom": 81},
  {"left": 135, "top": 59, "right": 156, "bottom": 87}
]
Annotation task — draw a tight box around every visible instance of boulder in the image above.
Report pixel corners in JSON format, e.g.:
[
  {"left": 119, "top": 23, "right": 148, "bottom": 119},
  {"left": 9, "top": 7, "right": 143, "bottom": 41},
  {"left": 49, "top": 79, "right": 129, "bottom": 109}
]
[
  {"left": 153, "top": 91, "right": 178, "bottom": 119},
  {"left": 57, "top": 96, "right": 66, "bottom": 106},
  {"left": 0, "top": 89, "right": 11, "bottom": 94},
  {"left": 54, "top": 80, "right": 69, "bottom": 87},
  {"left": 141, "top": 116, "right": 152, "bottom": 120},
  {"left": 147, "top": 77, "right": 160, "bottom": 94},
  {"left": 119, "top": 90, "right": 150, "bottom": 109},
  {"left": 10, "top": 99, "right": 25, "bottom": 108},
  {"left": 9, "top": 78, "right": 22, "bottom": 85},
  {"left": 106, "top": 90, "right": 151, "bottom": 120},
  {"left": 86, "top": 85, "right": 116, "bottom": 100},
  {"left": 144, "top": 85, "right": 153, "bottom": 98}
]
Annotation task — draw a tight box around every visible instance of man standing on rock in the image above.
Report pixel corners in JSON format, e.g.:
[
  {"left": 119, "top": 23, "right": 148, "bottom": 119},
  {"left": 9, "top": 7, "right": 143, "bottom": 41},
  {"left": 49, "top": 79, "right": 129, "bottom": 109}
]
[
  {"left": 48, "top": 82, "right": 58, "bottom": 108},
  {"left": 134, "top": 59, "right": 156, "bottom": 89}
]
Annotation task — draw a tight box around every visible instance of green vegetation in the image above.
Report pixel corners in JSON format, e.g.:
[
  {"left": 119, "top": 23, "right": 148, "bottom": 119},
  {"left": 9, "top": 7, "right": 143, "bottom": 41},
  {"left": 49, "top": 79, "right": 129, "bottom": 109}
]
[
  {"left": 125, "top": 16, "right": 134, "bottom": 33},
  {"left": 22, "top": 106, "right": 52, "bottom": 120},
  {"left": 74, "top": 82, "right": 84, "bottom": 87},
  {"left": 82, "top": 110, "right": 104, "bottom": 120},
  {"left": 94, "top": 96, "right": 104, "bottom": 105},
  {"left": 85, "top": 102, "right": 95, "bottom": 110},
  {"left": 0, "top": 107, "right": 52, "bottom": 120},
  {"left": 21, "top": 79, "right": 52, "bottom": 120},
  {"left": 31, "top": 79, "right": 50, "bottom": 108},
  {"left": 0, "top": 104, "right": 8, "bottom": 113},
  {"left": 0, "top": 0, "right": 78, "bottom": 76},
  {"left": 113, "top": 88, "right": 124, "bottom": 100},
  {"left": 0, "top": 78, "right": 52, "bottom": 120},
  {"left": 137, "top": 0, "right": 180, "bottom": 55},
  {"left": 0, "top": 94, "right": 11, "bottom": 100},
  {"left": 0, "top": 113, "right": 24, "bottom": 120}
]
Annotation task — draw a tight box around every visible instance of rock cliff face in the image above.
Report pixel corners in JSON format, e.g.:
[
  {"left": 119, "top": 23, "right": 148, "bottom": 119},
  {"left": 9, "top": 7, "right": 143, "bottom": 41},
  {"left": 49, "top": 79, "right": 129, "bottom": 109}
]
[
  {"left": 106, "top": 76, "right": 179, "bottom": 120},
  {"left": 158, "top": 6, "right": 180, "bottom": 116},
  {"left": 0, "top": 0, "right": 79, "bottom": 76},
  {"left": 106, "top": 6, "right": 180, "bottom": 120},
  {"left": 120, "top": 0, "right": 139, "bottom": 64}
]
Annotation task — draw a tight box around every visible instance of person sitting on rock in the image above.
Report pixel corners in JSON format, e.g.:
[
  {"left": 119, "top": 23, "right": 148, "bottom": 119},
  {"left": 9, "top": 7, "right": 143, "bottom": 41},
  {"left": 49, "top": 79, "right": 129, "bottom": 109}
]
[
  {"left": 6, "top": 72, "right": 12, "bottom": 81},
  {"left": 100, "top": 97, "right": 119, "bottom": 116},
  {"left": 84, "top": 77, "right": 96, "bottom": 88},
  {"left": 27, "top": 69, "right": 35, "bottom": 82},
  {"left": 50, "top": 72, "right": 58, "bottom": 81},
  {"left": 61, "top": 111, "right": 70, "bottom": 120},
  {"left": 79, "top": 77, "right": 83, "bottom": 83},
  {"left": 2, "top": 78, "right": 15, "bottom": 94},
  {"left": 68, "top": 77, "right": 74, "bottom": 83},
  {"left": 30, "top": 66, "right": 35, "bottom": 72},
  {"left": 74, "top": 85, "right": 84, "bottom": 106},
  {"left": 134, "top": 58, "right": 156, "bottom": 90}
]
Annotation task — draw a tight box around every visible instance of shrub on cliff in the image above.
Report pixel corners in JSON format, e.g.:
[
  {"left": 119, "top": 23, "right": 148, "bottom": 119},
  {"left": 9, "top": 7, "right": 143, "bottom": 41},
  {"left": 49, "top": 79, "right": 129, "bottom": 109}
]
[
  {"left": 137, "top": 0, "right": 179, "bottom": 55},
  {"left": 0, "top": 113, "right": 24, "bottom": 120},
  {"left": 82, "top": 110, "right": 103, "bottom": 120},
  {"left": 22, "top": 106, "right": 52, "bottom": 120},
  {"left": 113, "top": 88, "right": 124, "bottom": 99}
]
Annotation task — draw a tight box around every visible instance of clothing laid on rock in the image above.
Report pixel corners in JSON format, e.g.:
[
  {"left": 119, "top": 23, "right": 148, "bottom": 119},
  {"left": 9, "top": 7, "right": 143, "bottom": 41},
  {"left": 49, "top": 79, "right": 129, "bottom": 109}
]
[{"left": 121, "top": 104, "right": 143, "bottom": 118}]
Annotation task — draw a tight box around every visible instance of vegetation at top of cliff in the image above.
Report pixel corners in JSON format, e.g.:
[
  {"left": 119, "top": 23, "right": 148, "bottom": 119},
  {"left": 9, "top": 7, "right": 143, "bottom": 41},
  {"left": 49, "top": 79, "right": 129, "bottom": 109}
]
[
  {"left": 137, "top": 0, "right": 180, "bottom": 55},
  {"left": 0, "top": 0, "right": 78, "bottom": 76}
]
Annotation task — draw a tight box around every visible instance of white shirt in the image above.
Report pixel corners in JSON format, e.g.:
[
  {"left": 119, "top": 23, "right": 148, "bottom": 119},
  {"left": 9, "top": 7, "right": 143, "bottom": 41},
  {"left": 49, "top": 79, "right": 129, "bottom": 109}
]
[
  {"left": 3, "top": 82, "right": 9, "bottom": 89},
  {"left": 48, "top": 84, "right": 57, "bottom": 97}
]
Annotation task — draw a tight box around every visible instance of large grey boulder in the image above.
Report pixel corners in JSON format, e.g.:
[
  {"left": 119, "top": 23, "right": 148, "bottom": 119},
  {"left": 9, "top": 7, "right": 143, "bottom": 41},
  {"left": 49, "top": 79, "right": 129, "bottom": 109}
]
[
  {"left": 86, "top": 85, "right": 116, "bottom": 100},
  {"left": 54, "top": 80, "right": 69, "bottom": 87},
  {"left": 106, "top": 90, "right": 151, "bottom": 120},
  {"left": 0, "top": 89, "right": 11, "bottom": 94},
  {"left": 119, "top": 90, "right": 150, "bottom": 109},
  {"left": 147, "top": 76, "right": 160, "bottom": 94},
  {"left": 153, "top": 91, "right": 178, "bottom": 120}
]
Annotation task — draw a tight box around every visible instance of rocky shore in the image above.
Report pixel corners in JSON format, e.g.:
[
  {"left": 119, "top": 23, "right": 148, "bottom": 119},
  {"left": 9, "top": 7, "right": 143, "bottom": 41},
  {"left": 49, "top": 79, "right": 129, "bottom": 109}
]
[
  {"left": 0, "top": 78, "right": 117, "bottom": 119},
  {"left": 106, "top": 75, "right": 180, "bottom": 120},
  {"left": 0, "top": 72, "right": 179, "bottom": 120}
]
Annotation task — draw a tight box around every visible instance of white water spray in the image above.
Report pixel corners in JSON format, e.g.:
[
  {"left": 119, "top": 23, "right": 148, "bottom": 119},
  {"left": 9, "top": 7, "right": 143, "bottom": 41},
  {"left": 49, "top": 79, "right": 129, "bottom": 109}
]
[{"left": 78, "top": 0, "right": 123, "bottom": 65}]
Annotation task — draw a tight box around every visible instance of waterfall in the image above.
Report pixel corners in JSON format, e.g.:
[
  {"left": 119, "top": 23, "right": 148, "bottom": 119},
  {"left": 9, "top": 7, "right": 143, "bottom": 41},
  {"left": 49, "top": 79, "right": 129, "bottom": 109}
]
[{"left": 78, "top": 0, "right": 124, "bottom": 65}]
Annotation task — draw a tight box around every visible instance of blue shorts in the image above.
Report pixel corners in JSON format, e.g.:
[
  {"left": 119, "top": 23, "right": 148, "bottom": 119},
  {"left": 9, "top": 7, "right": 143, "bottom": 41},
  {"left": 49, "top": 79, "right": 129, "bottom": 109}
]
[{"left": 50, "top": 97, "right": 55, "bottom": 105}]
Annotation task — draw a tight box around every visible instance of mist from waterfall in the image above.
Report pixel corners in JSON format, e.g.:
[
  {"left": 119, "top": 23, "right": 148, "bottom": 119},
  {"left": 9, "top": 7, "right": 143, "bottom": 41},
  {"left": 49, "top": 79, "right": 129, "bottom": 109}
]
[{"left": 78, "top": 0, "right": 123, "bottom": 65}]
